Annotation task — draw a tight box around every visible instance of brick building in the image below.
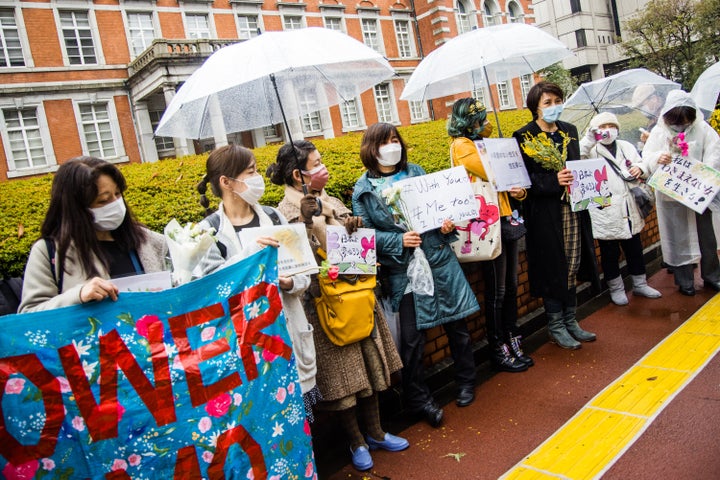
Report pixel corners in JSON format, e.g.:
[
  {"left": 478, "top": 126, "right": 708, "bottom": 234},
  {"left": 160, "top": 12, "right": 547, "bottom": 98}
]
[{"left": 1, "top": 0, "right": 535, "bottom": 181}]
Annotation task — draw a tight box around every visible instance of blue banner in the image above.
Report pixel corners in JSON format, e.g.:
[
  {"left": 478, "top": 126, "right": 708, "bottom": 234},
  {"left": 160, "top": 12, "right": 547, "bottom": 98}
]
[{"left": 0, "top": 247, "right": 315, "bottom": 479}]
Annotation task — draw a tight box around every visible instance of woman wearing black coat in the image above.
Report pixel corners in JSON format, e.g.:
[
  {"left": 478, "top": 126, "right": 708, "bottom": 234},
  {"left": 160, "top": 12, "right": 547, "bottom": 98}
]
[{"left": 512, "top": 82, "right": 600, "bottom": 350}]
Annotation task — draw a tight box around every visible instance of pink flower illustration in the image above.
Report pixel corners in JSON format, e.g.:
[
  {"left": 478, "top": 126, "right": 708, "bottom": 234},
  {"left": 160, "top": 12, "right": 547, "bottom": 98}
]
[
  {"left": 111, "top": 459, "right": 128, "bottom": 471},
  {"left": 303, "top": 419, "right": 311, "bottom": 436},
  {"left": 287, "top": 382, "right": 296, "bottom": 395},
  {"left": 305, "top": 461, "right": 315, "bottom": 478},
  {"left": 275, "top": 387, "right": 287, "bottom": 404},
  {"left": 205, "top": 392, "right": 232, "bottom": 417},
  {"left": 328, "top": 265, "right": 340, "bottom": 281},
  {"left": 57, "top": 376, "right": 72, "bottom": 393},
  {"left": 128, "top": 454, "right": 141, "bottom": 467},
  {"left": 5, "top": 378, "right": 25, "bottom": 394},
  {"left": 198, "top": 417, "right": 212, "bottom": 433},
  {"left": 262, "top": 336, "right": 284, "bottom": 362},
  {"left": 247, "top": 468, "right": 255, "bottom": 480},
  {"left": 202, "top": 451, "right": 214, "bottom": 464},
  {"left": 72, "top": 416, "right": 86, "bottom": 431},
  {"left": 201, "top": 326, "right": 216, "bottom": 342},
  {"left": 233, "top": 393, "right": 243, "bottom": 406},
  {"left": 41, "top": 459, "right": 55, "bottom": 471},
  {"left": 253, "top": 351, "right": 261, "bottom": 364},
  {"left": 117, "top": 402, "right": 126, "bottom": 421},
  {"left": 2, "top": 460, "right": 39, "bottom": 480},
  {"left": 269, "top": 476, "right": 281, "bottom": 480},
  {"left": 136, "top": 314, "right": 162, "bottom": 339}
]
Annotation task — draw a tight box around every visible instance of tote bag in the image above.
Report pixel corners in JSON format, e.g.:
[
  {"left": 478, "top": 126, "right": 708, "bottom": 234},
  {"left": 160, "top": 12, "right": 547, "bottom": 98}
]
[{"left": 450, "top": 149, "right": 502, "bottom": 262}]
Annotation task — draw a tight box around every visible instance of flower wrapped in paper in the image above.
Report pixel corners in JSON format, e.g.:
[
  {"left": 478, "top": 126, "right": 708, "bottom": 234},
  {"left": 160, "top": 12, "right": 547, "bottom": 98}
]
[{"left": 164, "top": 219, "right": 217, "bottom": 285}]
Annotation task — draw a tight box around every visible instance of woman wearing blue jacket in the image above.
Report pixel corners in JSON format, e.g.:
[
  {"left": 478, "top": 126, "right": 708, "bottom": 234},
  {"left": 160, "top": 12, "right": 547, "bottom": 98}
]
[{"left": 352, "top": 123, "right": 480, "bottom": 428}]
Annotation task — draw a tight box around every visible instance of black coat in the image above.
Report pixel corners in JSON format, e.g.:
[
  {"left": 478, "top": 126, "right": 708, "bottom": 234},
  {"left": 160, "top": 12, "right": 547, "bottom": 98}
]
[{"left": 512, "top": 120, "right": 600, "bottom": 302}]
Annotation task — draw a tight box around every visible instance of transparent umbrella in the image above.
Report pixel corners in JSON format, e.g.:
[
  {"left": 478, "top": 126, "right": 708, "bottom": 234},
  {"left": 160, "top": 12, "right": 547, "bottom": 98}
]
[
  {"left": 155, "top": 27, "right": 394, "bottom": 141},
  {"left": 400, "top": 23, "right": 573, "bottom": 137},
  {"left": 690, "top": 61, "right": 720, "bottom": 118},
  {"left": 562, "top": 68, "right": 679, "bottom": 144}
]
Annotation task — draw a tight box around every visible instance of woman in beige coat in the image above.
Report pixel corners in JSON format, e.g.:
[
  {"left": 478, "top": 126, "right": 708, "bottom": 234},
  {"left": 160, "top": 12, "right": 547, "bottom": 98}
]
[{"left": 267, "top": 140, "right": 406, "bottom": 472}]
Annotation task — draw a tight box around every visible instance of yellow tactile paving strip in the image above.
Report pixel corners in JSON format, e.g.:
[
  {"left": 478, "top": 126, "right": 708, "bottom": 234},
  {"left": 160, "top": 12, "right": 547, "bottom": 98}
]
[{"left": 501, "top": 294, "right": 720, "bottom": 480}]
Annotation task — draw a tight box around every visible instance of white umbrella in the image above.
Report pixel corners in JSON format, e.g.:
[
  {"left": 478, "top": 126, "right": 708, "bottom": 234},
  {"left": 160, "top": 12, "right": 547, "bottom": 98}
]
[
  {"left": 562, "top": 68, "right": 680, "bottom": 140},
  {"left": 690, "top": 61, "right": 720, "bottom": 117},
  {"left": 155, "top": 27, "right": 395, "bottom": 140},
  {"left": 400, "top": 23, "right": 573, "bottom": 136}
]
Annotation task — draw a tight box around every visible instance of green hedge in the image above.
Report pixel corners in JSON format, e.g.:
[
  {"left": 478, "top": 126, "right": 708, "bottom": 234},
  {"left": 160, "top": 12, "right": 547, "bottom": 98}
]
[{"left": 8, "top": 107, "right": 720, "bottom": 278}]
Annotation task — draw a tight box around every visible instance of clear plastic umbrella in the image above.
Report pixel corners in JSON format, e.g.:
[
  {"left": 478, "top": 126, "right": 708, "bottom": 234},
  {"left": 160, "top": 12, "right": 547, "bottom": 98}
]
[
  {"left": 562, "top": 68, "right": 679, "bottom": 144},
  {"left": 399, "top": 23, "right": 573, "bottom": 137},
  {"left": 690, "top": 61, "right": 720, "bottom": 117},
  {"left": 155, "top": 27, "right": 395, "bottom": 140}
]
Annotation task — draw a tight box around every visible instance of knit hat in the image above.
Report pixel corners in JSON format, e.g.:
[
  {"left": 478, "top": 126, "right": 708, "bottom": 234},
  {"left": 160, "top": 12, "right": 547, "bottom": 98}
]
[{"left": 590, "top": 111, "right": 620, "bottom": 130}]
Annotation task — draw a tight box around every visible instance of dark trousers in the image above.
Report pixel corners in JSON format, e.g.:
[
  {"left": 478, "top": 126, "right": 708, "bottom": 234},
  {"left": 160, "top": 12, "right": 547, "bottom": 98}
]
[
  {"left": 598, "top": 234, "right": 646, "bottom": 280},
  {"left": 480, "top": 238, "right": 520, "bottom": 344},
  {"left": 674, "top": 209, "right": 720, "bottom": 288},
  {"left": 398, "top": 293, "right": 476, "bottom": 412}
]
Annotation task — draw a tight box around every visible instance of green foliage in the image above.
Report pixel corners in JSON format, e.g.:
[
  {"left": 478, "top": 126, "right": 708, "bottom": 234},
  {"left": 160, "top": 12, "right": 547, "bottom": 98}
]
[
  {"left": 538, "top": 62, "right": 578, "bottom": 98},
  {"left": 0, "top": 109, "right": 531, "bottom": 277}
]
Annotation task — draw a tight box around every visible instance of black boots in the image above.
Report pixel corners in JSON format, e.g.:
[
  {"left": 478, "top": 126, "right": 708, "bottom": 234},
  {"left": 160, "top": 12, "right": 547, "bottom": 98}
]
[
  {"left": 507, "top": 333, "right": 534, "bottom": 367},
  {"left": 492, "top": 342, "right": 528, "bottom": 372}
]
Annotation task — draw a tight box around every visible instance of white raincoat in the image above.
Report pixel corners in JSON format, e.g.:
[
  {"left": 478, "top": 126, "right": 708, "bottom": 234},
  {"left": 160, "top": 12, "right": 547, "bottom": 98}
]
[
  {"left": 580, "top": 137, "right": 649, "bottom": 240},
  {"left": 644, "top": 90, "right": 720, "bottom": 266}
]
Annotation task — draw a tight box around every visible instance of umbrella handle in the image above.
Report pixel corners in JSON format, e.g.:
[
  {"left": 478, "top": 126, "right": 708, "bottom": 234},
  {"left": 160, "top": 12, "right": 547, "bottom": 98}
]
[{"left": 314, "top": 197, "right": 323, "bottom": 217}]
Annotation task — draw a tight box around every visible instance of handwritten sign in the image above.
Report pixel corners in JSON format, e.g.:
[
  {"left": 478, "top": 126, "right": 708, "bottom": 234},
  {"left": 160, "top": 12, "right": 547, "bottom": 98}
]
[
  {"left": 0, "top": 248, "right": 315, "bottom": 479},
  {"left": 393, "top": 166, "right": 479, "bottom": 233},
  {"left": 568, "top": 158, "right": 613, "bottom": 211},
  {"left": 325, "top": 226, "right": 377, "bottom": 275},
  {"left": 647, "top": 155, "right": 720, "bottom": 213},
  {"left": 238, "top": 223, "right": 319, "bottom": 275},
  {"left": 475, "top": 138, "right": 532, "bottom": 191}
]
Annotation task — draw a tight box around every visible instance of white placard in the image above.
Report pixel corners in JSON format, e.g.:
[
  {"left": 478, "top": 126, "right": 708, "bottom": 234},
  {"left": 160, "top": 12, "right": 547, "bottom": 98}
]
[
  {"left": 648, "top": 155, "right": 720, "bottom": 214},
  {"left": 325, "top": 226, "right": 377, "bottom": 275},
  {"left": 238, "top": 223, "right": 319, "bottom": 275},
  {"left": 112, "top": 271, "right": 172, "bottom": 292},
  {"left": 392, "top": 166, "right": 479, "bottom": 233},
  {"left": 567, "top": 158, "right": 613, "bottom": 211},
  {"left": 475, "top": 138, "right": 531, "bottom": 191}
]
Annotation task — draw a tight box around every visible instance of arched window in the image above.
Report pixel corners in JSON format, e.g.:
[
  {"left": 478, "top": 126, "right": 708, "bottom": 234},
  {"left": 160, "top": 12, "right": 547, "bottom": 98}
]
[
  {"left": 456, "top": 0, "right": 474, "bottom": 34},
  {"left": 507, "top": 1, "right": 524, "bottom": 23},
  {"left": 483, "top": 1, "right": 498, "bottom": 27}
]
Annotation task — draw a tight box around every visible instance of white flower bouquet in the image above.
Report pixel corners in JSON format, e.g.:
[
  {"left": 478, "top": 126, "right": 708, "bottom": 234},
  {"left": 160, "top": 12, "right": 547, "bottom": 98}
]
[{"left": 164, "top": 219, "right": 217, "bottom": 285}]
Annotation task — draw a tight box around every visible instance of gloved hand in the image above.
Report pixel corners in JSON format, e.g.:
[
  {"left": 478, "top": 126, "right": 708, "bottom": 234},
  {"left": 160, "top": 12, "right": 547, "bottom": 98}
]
[
  {"left": 300, "top": 194, "right": 318, "bottom": 225},
  {"left": 584, "top": 127, "right": 598, "bottom": 144},
  {"left": 344, "top": 216, "right": 363, "bottom": 235}
]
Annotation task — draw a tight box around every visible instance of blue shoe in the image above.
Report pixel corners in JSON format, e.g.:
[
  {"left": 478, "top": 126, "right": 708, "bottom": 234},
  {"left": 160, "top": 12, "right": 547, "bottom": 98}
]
[
  {"left": 365, "top": 432, "right": 410, "bottom": 452},
  {"left": 350, "top": 445, "right": 373, "bottom": 471}
]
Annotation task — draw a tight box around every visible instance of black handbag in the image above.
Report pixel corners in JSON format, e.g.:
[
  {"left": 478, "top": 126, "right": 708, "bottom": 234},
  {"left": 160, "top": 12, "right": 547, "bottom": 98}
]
[
  {"left": 500, "top": 215, "right": 527, "bottom": 241},
  {"left": 603, "top": 157, "right": 655, "bottom": 219}
]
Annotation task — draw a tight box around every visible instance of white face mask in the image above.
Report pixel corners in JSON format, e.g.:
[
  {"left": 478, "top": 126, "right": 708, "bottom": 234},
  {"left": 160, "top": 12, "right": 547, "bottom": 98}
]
[
  {"left": 91, "top": 197, "right": 127, "bottom": 231},
  {"left": 233, "top": 174, "right": 265, "bottom": 205},
  {"left": 598, "top": 127, "right": 619, "bottom": 145},
  {"left": 377, "top": 143, "right": 402, "bottom": 167}
]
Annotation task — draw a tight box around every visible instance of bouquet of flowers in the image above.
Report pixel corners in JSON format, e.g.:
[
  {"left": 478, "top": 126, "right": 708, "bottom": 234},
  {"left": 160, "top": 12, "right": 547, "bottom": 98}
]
[
  {"left": 164, "top": 219, "right": 217, "bottom": 285},
  {"left": 319, "top": 260, "right": 340, "bottom": 281},
  {"left": 381, "top": 185, "right": 434, "bottom": 296},
  {"left": 672, "top": 132, "right": 689, "bottom": 157},
  {"left": 521, "top": 131, "right": 572, "bottom": 199}
]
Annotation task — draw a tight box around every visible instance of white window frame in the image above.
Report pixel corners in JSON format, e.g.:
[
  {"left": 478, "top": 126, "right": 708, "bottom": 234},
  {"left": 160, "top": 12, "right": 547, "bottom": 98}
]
[
  {"left": 472, "top": 86, "right": 488, "bottom": 110},
  {"left": 483, "top": 0, "right": 499, "bottom": 27},
  {"left": 148, "top": 110, "right": 174, "bottom": 153},
  {"left": 282, "top": 14, "right": 304, "bottom": 31},
  {"left": 393, "top": 16, "right": 415, "bottom": 59},
  {"left": 409, "top": 100, "right": 429, "bottom": 123},
  {"left": 235, "top": 13, "right": 260, "bottom": 40},
  {"left": 263, "top": 124, "right": 282, "bottom": 143},
  {"left": 520, "top": 74, "right": 533, "bottom": 106},
  {"left": 1, "top": 103, "right": 56, "bottom": 178},
  {"left": 184, "top": 12, "right": 212, "bottom": 39},
  {"left": 323, "top": 15, "right": 344, "bottom": 33},
  {"left": 340, "top": 98, "right": 363, "bottom": 131},
  {"left": 298, "top": 89, "right": 322, "bottom": 134},
  {"left": 497, "top": 80, "right": 515, "bottom": 109},
  {"left": 126, "top": 11, "right": 156, "bottom": 59},
  {"left": 507, "top": 1, "right": 524, "bottom": 23},
  {"left": 360, "top": 14, "right": 383, "bottom": 54},
  {"left": 57, "top": 10, "right": 100, "bottom": 66},
  {"left": 373, "top": 83, "right": 397, "bottom": 124},
  {"left": 0, "top": 7, "right": 26, "bottom": 68},
  {"left": 455, "top": 0, "right": 476, "bottom": 34},
  {"left": 74, "top": 99, "right": 126, "bottom": 162}
]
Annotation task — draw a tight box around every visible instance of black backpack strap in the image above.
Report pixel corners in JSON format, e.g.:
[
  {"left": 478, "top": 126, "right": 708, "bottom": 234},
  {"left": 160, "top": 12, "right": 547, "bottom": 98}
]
[
  {"left": 261, "top": 205, "right": 282, "bottom": 225},
  {"left": 204, "top": 212, "right": 227, "bottom": 259},
  {"left": 44, "top": 238, "right": 62, "bottom": 293}
]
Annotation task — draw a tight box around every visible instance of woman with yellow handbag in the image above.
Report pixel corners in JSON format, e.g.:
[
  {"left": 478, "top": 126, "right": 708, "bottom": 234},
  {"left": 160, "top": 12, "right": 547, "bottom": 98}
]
[{"left": 267, "top": 140, "right": 407, "bottom": 472}]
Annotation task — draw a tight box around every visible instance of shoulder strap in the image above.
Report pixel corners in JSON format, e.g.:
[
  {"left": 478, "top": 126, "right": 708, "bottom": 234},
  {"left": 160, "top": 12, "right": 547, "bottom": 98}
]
[
  {"left": 261, "top": 205, "right": 282, "bottom": 225},
  {"left": 601, "top": 156, "right": 635, "bottom": 183},
  {"left": 44, "top": 238, "right": 62, "bottom": 293},
  {"left": 204, "top": 212, "right": 227, "bottom": 259}
]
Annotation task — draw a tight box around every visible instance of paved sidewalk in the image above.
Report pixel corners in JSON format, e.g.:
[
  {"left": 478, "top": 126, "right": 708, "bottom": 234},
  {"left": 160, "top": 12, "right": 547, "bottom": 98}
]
[{"left": 314, "top": 266, "right": 720, "bottom": 479}]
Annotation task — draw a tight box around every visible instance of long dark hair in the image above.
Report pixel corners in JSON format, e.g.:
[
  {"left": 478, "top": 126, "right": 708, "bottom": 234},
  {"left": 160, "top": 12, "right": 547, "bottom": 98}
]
[
  {"left": 40, "top": 156, "right": 147, "bottom": 279},
  {"left": 196, "top": 144, "right": 256, "bottom": 216},
  {"left": 359, "top": 123, "right": 408, "bottom": 177},
  {"left": 266, "top": 140, "right": 317, "bottom": 186}
]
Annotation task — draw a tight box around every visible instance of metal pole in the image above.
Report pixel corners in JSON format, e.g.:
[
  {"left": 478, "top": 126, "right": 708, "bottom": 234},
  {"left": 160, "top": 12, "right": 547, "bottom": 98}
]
[{"left": 483, "top": 66, "right": 503, "bottom": 138}]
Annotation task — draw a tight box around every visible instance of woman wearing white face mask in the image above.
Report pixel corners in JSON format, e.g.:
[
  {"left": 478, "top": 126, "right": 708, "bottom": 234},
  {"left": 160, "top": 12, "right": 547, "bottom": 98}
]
[
  {"left": 19, "top": 157, "right": 167, "bottom": 313},
  {"left": 580, "top": 112, "right": 662, "bottom": 305},
  {"left": 644, "top": 90, "right": 720, "bottom": 296},
  {"left": 353, "top": 123, "right": 480, "bottom": 431},
  {"left": 195, "top": 144, "right": 321, "bottom": 424}
]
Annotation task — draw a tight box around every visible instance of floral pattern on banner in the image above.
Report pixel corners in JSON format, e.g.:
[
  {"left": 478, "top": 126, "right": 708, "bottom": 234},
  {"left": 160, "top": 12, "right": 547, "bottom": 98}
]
[{"left": 0, "top": 247, "right": 315, "bottom": 480}]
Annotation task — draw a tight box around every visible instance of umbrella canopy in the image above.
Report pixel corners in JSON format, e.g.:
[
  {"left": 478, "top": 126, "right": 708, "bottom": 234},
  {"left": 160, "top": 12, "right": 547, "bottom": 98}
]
[
  {"left": 155, "top": 27, "right": 395, "bottom": 139},
  {"left": 690, "top": 61, "right": 720, "bottom": 117},
  {"left": 399, "top": 23, "right": 572, "bottom": 136},
  {"left": 561, "top": 68, "right": 680, "bottom": 143}
]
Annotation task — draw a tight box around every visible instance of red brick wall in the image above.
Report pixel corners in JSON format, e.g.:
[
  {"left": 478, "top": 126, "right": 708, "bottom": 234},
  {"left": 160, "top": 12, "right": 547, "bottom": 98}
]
[
  {"left": 96, "top": 10, "right": 130, "bottom": 64},
  {"left": 23, "top": 8, "right": 62, "bottom": 68},
  {"left": 45, "top": 100, "right": 82, "bottom": 162},
  {"left": 114, "top": 96, "right": 141, "bottom": 164},
  {"left": 159, "top": 12, "right": 185, "bottom": 39},
  {"left": 214, "top": 13, "right": 239, "bottom": 38}
]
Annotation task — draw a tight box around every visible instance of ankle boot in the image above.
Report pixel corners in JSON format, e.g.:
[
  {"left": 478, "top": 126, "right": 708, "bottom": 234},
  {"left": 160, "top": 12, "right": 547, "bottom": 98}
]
[
  {"left": 492, "top": 343, "right": 528, "bottom": 372},
  {"left": 547, "top": 311, "right": 581, "bottom": 350},
  {"left": 632, "top": 274, "right": 662, "bottom": 298},
  {"left": 563, "top": 306, "right": 596, "bottom": 342},
  {"left": 607, "top": 276, "right": 629, "bottom": 305},
  {"left": 507, "top": 333, "right": 534, "bottom": 367}
]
